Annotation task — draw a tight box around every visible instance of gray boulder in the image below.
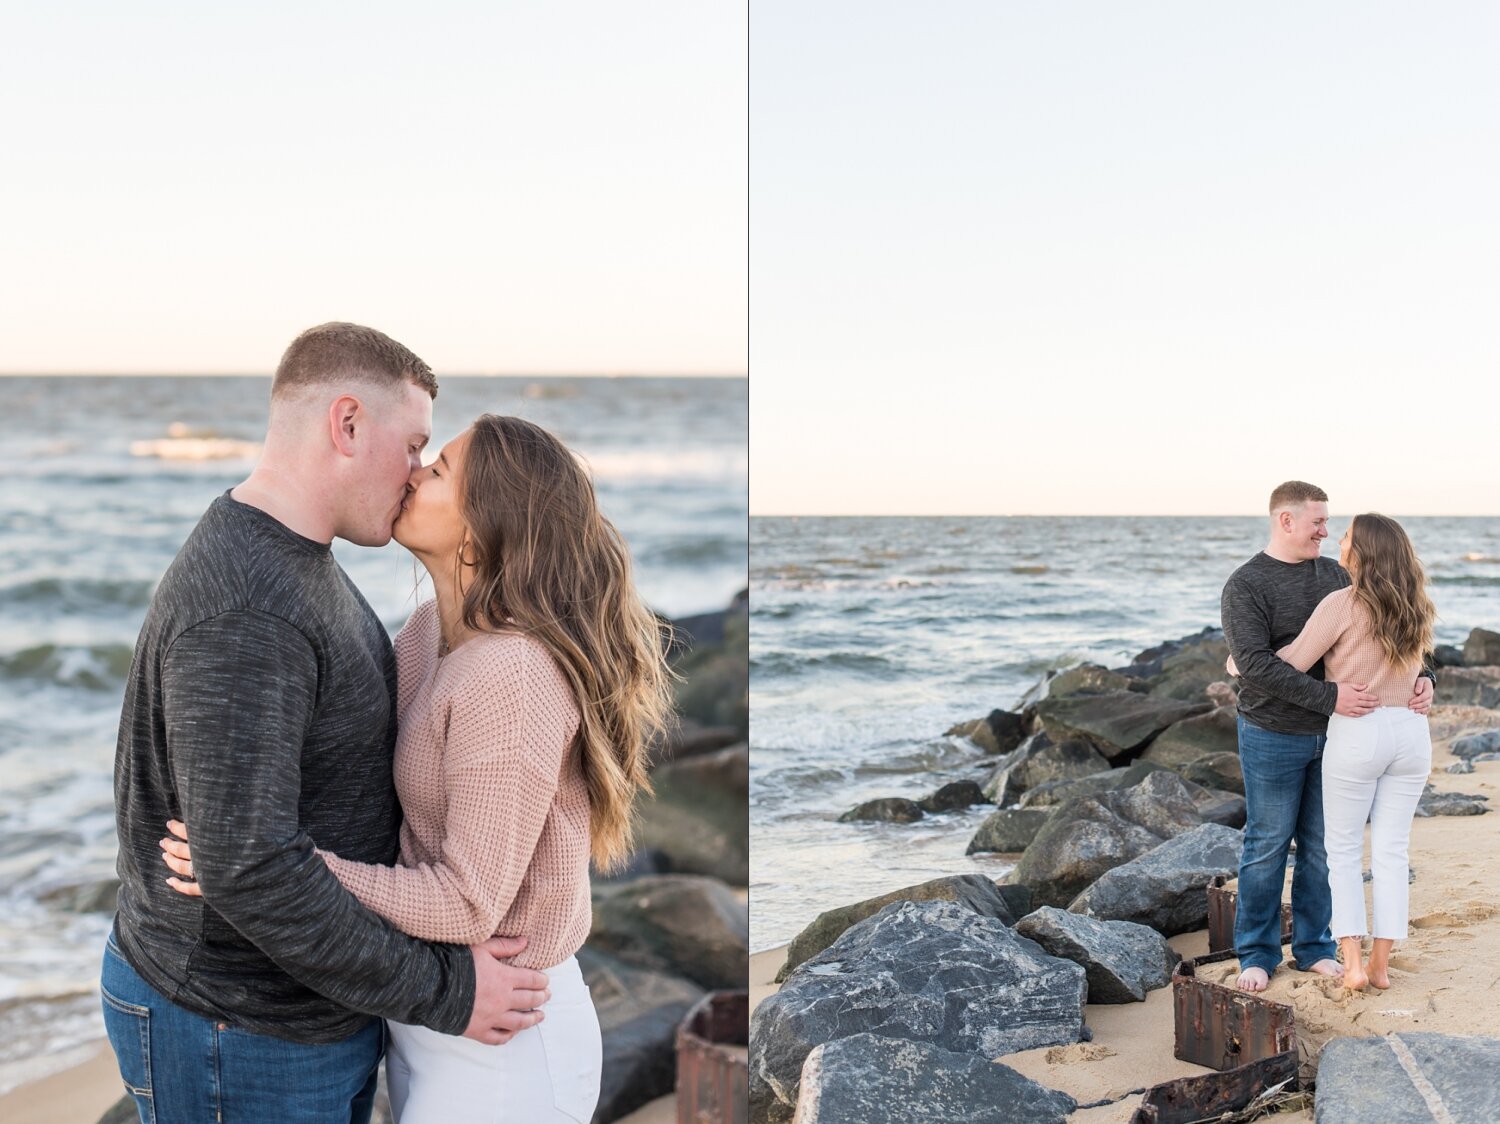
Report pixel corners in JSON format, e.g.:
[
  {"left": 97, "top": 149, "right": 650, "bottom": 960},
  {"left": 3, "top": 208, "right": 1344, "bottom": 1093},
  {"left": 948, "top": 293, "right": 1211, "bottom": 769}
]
[
  {"left": 576, "top": 945, "right": 706, "bottom": 1122},
  {"left": 1178, "top": 751, "right": 1245, "bottom": 795},
  {"left": 1452, "top": 730, "right": 1500, "bottom": 759},
  {"left": 1448, "top": 760, "right": 1476, "bottom": 775},
  {"left": 1314, "top": 1032, "right": 1500, "bottom": 1123},
  {"left": 636, "top": 741, "right": 749, "bottom": 884},
  {"left": 838, "top": 797, "right": 924, "bottom": 824},
  {"left": 1434, "top": 644, "right": 1467, "bottom": 668},
  {"left": 792, "top": 1034, "right": 1076, "bottom": 1124},
  {"left": 1415, "top": 786, "right": 1490, "bottom": 817},
  {"left": 1014, "top": 906, "right": 1180, "bottom": 1003},
  {"left": 1005, "top": 772, "right": 1204, "bottom": 908},
  {"left": 1019, "top": 760, "right": 1168, "bottom": 808},
  {"left": 1011, "top": 739, "right": 1113, "bottom": 792},
  {"left": 1148, "top": 636, "right": 1233, "bottom": 701},
  {"left": 588, "top": 875, "right": 747, "bottom": 991},
  {"left": 1141, "top": 706, "right": 1239, "bottom": 766},
  {"left": 1070, "top": 822, "right": 1244, "bottom": 936},
  {"left": 1464, "top": 628, "right": 1500, "bottom": 667},
  {"left": 979, "top": 731, "right": 1054, "bottom": 804},
  {"left": 751, "top": 900, "right": 1086, "bottom": 1124},
  {"left": 775, "top": 874, "right": 1020, "bottom": 982},
  {"left": 966, "top": 807, "right": 1054, "bottom": 855},
  {"left": 918, "top": 780, "right": 987, "bottom": 813},
  {"left": 1047, "top": 663, "right": 1140, "bottom": 699},
  {"left": 1034, "top": 692, "right": 1212, "bottom": 760},
  {"left": 1436, "top": 667, "right": 1500, "bottom": 708}
]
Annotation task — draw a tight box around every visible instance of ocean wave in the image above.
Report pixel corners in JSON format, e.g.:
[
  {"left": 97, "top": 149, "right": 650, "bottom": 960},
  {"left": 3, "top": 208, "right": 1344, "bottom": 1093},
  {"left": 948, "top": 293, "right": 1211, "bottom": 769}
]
[
  {"left": 751, "top": 650, "right": 895, "bottom": 677},
  {"left": 130, "top": 431, "right": 262, "bottom": 460},
  {"left": 1461, "top": 553, "right": 1500, "bottom": 564},
  {"left": 1431, "top": 575, "right": 1500, "bottom": 587},
  {"left": 0, "top": 643, "right": 134, "bottom": 690},
  {"left": 578, "top": 449, "right": 747, "bottom": 484},
  {"left": 0, "top": 576, "right": 155, "bottom": 612}
]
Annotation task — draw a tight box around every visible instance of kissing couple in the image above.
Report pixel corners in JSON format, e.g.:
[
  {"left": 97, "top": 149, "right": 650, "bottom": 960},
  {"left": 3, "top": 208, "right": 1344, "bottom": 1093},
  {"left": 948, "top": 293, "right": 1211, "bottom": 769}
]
[
  {"left": 103, "top": 322, "right": 673, "bottom": 1122},
  {"left": 1223, "top": 480, "right": 1437, "bottom": 995}
]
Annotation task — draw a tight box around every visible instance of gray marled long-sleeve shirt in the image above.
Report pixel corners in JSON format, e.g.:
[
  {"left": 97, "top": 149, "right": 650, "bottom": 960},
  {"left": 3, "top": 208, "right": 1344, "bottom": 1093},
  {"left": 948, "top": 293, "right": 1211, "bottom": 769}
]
[
  {"left": 112, "top": 492, "right": 475, "bottom": 1042},
  {"left": 1221, "top": 552, "right": 1349, "bottom": 735}
]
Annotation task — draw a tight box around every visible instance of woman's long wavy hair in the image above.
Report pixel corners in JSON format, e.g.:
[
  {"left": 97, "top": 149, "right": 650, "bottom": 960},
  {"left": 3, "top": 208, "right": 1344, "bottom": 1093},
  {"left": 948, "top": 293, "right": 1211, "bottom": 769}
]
[
  {"left": 455, "top": 414, "right": 673, "bottom": 871},
  {"left": 1347, "top": 513, "right": 1436, "bottom": 670}
]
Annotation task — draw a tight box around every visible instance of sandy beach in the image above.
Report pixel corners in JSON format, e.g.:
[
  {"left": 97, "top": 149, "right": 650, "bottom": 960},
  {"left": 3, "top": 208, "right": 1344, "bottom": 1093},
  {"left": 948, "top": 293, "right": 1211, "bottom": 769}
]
[{"left": 752, "top": 704, "right": 1500, "bottom": 1121}]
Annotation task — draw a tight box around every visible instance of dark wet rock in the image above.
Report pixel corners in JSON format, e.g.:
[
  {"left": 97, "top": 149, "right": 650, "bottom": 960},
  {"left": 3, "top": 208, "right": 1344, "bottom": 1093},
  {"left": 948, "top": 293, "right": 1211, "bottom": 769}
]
[
  {"left": 1140, "top": 706, "right": 1239, "bottom": 766},
  {"left": 838, "top": 797, "right": 924, "bottom": 824},
  {"left": 794, "top": 1033, "right": 1076, "bottom": 1124},
  {"left": 1451, "top": 730, "right": 1500, "bottom": 759},
  {"left": 1464, "top": 628, "right": 1500, "bottom": 668},
  {"left": 945, "top": 708, "right": 1027, "bottom": 755},
  {"left": 1014, "top": 906, "right": 1180, "bottom": 1003},
  {"left": 1012, "top": 739, "right": 1113, "bottom": 791},
  {"left": 1119, "top": 628, "right": 1222, "bottom": 676},
  {"left": 966, "top": 807, "right": 1054, "bottom": 854},
  {"left": 1186, "top": 784, "right": 1247, "bottom": 830},
  {"left": 1034, "top": 692, "right": 1213, "bottom": 760},
  {"left": 775, "top": 874, "right": 1020, "bottom": 982},
  {"left": 1447, "top": 760, "right": 1476, "bottom": 775},
  {"left": 1177, "top": 751, "right": 1245, "bottom": 796},
  {"left": 1313, "top": 1031, "right": 1500, "bottom": 1123},
  {"left": 1415, "top": 786, "right": 1490, "bottom": 817},
  {"left": 1435, "top": 667, "right": 1500, "bottom": 708},
  {"left": 918, "top": 780, "right": 988, "bottom": 813},
  {"left": 1433, "top": 644, "right": 1466, "bottom": 668},
  {"left": 1069, "top": 822, "right": 1244, "bottom": 936},
  {"left": 750, "top": 900, "right": 1086, "bottom": 1123},
  {"left": 637, "top": 741, "right": 748, "bottom": 884},
  {"left": 1147, "top": 635, "right": 1233, "bottom": 702},
  {"left": 1019, "top": 760, "right": 1168, "bottom": 808},
  {"left": 980, "top": 731, "right": 1054, "bottom": 804},
  {"left": 1047, "top": 663, "right": 1140, "bottom": 699},
  {"left": 1005, "top": 772, "right": 1204, "bottom": 908},
  {"left": 670, "top": 590, "right": 747, "bottom": 737},
  {"left": 576, "top": 945, "right": 706, "bottom": 1122},
  {"left": 589, "top": 875, "right": 747, "bottom": 991}
]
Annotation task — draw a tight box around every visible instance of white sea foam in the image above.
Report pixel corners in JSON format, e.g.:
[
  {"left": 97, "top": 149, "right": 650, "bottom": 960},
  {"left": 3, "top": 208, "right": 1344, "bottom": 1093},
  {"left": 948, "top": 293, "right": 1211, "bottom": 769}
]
[{"left": 129, "top": 437, "right": 262, "bottom": 461}]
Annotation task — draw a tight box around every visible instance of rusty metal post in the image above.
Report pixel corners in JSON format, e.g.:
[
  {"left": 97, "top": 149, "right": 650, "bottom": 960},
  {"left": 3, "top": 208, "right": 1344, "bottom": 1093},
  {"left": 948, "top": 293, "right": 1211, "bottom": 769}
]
[
  {"left": 676, "top": 990, "right": 748, "bottom": 1124},
  {"left": 1205, "top": 876, "right": 1294, "bottom": 955},
  {"left": 1171, "top": 952, "right": 1297, "bottom": 1072},
  {"left": 1129, "top": 1050, "right": 1299, "bottom": 1124}
]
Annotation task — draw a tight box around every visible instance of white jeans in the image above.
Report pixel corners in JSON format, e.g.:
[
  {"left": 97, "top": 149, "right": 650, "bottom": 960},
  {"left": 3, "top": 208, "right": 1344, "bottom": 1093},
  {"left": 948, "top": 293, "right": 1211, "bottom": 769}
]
[
  {"left": 1323, "top": 707, "right": 1431, "bottom": 941},
  {"left": 385, "top": 956, "right": 602, "bottom": 1124}
]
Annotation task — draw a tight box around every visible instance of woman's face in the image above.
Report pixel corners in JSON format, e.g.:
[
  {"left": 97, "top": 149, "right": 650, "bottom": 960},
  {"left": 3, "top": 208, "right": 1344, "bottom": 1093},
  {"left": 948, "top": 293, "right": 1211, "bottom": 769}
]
[
  {"left": 393, "top": 428, "right": 473, "bottom": 560},
  {"left": 1338, "top": 522, "right": 1355, "bottom": 572}
]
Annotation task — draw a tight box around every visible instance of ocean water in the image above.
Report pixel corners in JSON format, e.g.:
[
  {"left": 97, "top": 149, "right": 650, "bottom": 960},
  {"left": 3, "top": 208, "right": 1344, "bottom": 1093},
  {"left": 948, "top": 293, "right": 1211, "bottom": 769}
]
[
  {"left": 749, "top": 515, "right": 1500, "bottom": 952},
  {"left": 0, "top": 374, "right": 746, "bottom": 1093}
]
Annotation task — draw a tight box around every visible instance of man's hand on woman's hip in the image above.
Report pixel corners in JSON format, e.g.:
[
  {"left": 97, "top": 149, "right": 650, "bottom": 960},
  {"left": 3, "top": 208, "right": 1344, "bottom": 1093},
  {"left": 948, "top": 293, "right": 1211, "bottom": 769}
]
[{"left": 465, "top": 936, "right": 552, "bottom": 1045}]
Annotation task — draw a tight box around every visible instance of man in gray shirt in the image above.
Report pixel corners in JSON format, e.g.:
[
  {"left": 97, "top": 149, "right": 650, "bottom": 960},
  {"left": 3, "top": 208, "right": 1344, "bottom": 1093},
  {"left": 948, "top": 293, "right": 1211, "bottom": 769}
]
[
  {"left": 1221, "top": 480, "right": 1432, "bottom": 993},
  {"left": 103, "top": 324, "right": 551, "bottom": 1122}
]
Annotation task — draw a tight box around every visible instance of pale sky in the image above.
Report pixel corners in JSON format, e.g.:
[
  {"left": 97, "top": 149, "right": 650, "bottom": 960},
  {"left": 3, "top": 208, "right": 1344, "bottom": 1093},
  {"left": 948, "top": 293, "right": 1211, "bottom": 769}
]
[
  {"left": 0, "top": 3, "right": 745, "bottom": 375},
  {"left": 751, "top": 2, "right": 1499, "bottom": 515}
]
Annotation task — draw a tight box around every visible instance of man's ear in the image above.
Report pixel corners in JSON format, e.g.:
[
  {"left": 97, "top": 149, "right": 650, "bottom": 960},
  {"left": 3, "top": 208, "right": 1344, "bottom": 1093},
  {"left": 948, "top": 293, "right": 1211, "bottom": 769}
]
[{"left": 329, "top": 395, "right": 362, "bottom": 457}]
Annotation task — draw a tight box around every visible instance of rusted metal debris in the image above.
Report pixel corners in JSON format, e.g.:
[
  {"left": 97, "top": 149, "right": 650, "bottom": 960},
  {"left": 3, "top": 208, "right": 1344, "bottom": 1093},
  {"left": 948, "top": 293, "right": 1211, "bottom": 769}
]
[
  {"left": 676, "top": 990, "right": 748, "bottom": 1124},
  {"left": 1129, "top": 1051, "right": 1299, "bottom": 1124},
  {"left": 1172, "top": 951, "right": 1297, "bottom": 1072},
  {"left": 1205, "top": 875, "right": 1293, "bottom": 955}
]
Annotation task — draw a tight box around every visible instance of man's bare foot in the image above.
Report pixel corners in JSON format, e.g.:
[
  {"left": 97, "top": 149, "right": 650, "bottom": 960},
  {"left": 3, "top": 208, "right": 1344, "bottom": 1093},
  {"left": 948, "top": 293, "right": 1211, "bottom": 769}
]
[
  {"left": 1305, "top": 958, "right": 1345, "bottom": 978},
  {"left": 1237, "top": 967, "right": 1269, "bottom": 992}
]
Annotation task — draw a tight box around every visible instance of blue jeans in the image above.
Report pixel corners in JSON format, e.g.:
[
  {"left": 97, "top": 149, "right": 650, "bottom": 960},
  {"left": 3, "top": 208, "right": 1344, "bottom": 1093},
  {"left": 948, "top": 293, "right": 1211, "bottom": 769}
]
[
  {"left": 100, "top": 932, "right": 383, "bottom": 1123},
  {"left": 1234, "top": 716, "right": 1336, "bottom": 973}
]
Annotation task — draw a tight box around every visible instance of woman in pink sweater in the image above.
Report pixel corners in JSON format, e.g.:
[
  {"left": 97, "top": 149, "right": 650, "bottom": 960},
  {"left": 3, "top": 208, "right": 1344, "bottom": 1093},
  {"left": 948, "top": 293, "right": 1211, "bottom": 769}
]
[
  {"left": 161, "top": 415, "right": 672, "bottom": 1122},
  {"left": 1231, "top": 513, "right": 1436, "bottom": 992}
]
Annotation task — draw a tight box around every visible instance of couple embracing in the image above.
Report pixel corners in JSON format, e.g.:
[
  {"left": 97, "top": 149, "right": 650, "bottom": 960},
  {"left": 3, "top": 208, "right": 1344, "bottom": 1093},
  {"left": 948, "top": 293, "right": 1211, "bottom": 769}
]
[
  {"left": 1223, "top": 480, "right": 1437, "bottom": 995},
  {"left": 103, "top": 323, "right": 672, "bottom": 1122}
]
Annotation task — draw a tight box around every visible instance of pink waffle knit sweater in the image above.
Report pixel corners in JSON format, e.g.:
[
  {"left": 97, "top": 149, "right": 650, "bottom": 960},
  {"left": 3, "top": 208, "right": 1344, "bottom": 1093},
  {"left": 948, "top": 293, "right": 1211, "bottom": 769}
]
[
  {"left": 318, "top": 599, "right": 591, "bottom": 970},
  {"left": 1257, "top": 586, "right": 1425, "bottom": 708}
]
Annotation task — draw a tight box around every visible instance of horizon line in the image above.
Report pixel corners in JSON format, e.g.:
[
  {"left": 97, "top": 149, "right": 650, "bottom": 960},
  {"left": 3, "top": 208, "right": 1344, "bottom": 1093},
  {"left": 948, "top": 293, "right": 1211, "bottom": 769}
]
[{"left": 750, "top": 512, "right": 1500, "bottom": 519}]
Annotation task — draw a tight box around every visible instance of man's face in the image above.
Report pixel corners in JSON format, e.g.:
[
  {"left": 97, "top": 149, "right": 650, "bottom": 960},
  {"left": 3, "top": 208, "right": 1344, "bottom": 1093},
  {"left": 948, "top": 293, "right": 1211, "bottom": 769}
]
[
  {"left": 1282, "top": 500, "right": 1330, "bottom": 561},
  {"left": 344, "top": 381, "right": 432, "bottom": 547}
]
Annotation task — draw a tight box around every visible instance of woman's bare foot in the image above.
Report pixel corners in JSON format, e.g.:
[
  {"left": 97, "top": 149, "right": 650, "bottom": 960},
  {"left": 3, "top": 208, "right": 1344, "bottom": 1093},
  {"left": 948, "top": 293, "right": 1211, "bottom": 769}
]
[
  {"left": 1367, "top": 938, "right": 1394, "bottom": 989},
  {"left": 1337, "top": 937, "right": 1366, "bottom": 990},
  {"left": 1237, "top": 966, "right": 1269, "bottom": 992}
]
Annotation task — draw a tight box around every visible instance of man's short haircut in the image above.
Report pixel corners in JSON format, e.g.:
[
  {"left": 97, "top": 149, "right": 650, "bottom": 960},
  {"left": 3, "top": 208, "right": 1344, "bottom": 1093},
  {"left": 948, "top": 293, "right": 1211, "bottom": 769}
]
[
  {"left": 271, "top": 322, "right": 438, "bottom": 401},
  {"left": 1268, "top": 480, "right": 1329, "bottom": 514}
]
